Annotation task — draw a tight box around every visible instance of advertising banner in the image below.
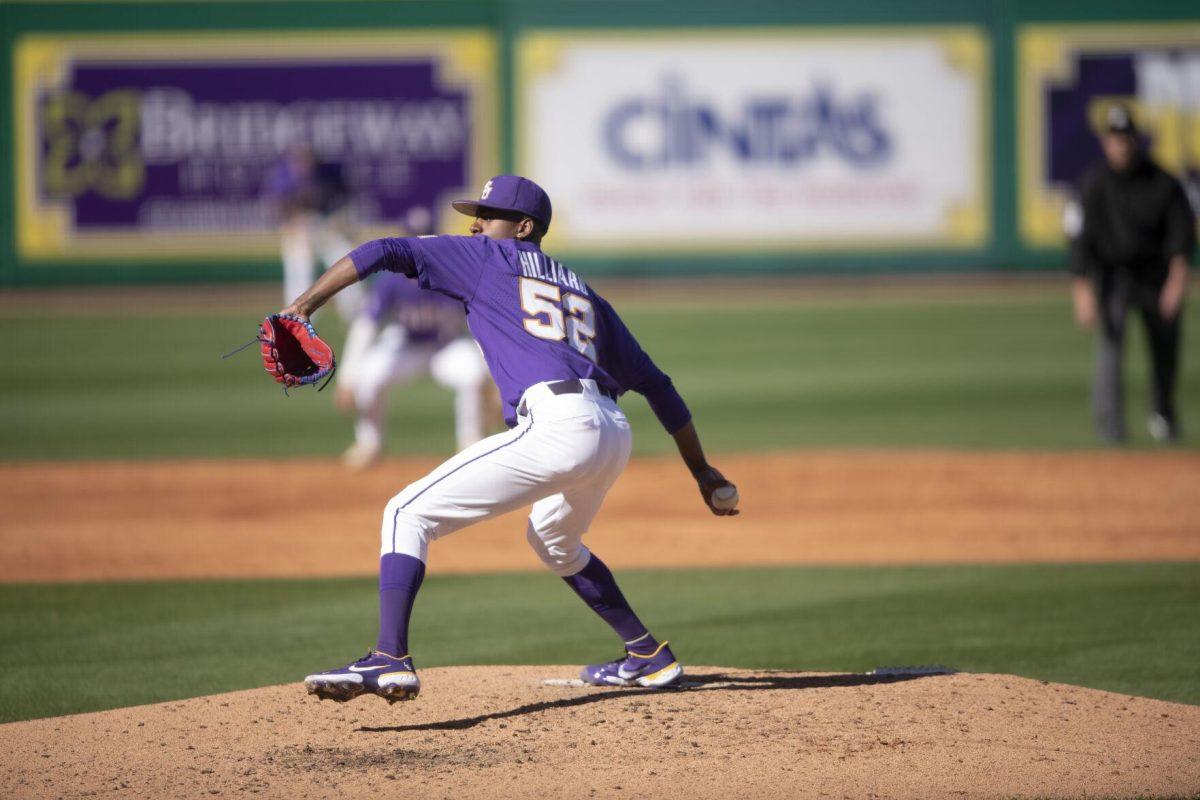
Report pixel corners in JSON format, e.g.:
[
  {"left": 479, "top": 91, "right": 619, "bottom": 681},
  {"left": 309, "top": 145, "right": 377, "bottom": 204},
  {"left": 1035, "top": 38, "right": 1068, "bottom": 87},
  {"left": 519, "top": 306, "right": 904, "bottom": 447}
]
[
  {"left": 1018, "top": 24, "right": 1200, "bottom": 248},
  {"left": 14, "top": 31, "right": 497, "bottom": 261},
  {"left": 517, "top": 29, "right": 989, "bottom": 255}
]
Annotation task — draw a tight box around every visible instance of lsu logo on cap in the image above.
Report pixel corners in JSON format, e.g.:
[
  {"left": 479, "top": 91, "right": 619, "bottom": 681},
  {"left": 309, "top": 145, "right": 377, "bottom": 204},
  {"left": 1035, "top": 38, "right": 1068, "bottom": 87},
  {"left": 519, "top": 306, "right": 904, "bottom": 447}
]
[{"left": 480, "top": 180, "right": 494, "bottom": 200}]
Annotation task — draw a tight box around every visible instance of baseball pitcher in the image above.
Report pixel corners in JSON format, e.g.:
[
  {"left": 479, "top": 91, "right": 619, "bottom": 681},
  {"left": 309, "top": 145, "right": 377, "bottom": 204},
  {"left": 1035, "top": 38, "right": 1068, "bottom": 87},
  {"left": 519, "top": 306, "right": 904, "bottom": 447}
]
[{"left": 283, "top": 175, "right": 738, "bottom": 702}]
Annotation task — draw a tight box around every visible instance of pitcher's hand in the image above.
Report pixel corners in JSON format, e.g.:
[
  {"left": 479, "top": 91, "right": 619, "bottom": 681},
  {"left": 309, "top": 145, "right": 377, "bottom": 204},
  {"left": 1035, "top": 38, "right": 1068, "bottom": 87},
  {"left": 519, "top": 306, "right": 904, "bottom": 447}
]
[{"left": 696, "top": 466, "right": 739, "bottom": 516}]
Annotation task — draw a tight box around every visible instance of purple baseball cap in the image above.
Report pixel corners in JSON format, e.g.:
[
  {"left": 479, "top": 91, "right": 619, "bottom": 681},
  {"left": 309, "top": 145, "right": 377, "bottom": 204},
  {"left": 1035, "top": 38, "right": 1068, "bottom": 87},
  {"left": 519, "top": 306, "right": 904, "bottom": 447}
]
[{"left": 452, "top": 175, "right": 553, "bottom": 230}]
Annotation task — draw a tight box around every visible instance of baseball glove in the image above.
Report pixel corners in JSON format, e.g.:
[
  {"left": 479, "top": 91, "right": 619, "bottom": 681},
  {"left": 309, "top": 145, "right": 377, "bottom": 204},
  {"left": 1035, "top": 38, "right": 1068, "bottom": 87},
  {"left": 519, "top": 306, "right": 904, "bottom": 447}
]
[{"left": 259, "top": 314, "right": 336, "bottom": 390}]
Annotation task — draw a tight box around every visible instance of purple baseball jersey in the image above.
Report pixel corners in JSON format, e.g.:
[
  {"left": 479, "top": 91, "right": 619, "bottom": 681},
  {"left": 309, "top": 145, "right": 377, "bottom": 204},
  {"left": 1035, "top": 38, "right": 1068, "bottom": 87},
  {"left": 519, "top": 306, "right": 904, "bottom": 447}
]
[
  {"left": 366, "top": 272, "right": 466, "bottom": 346},
  {"left": 349, "top": 235, "right": 691, "bottom": 431}
]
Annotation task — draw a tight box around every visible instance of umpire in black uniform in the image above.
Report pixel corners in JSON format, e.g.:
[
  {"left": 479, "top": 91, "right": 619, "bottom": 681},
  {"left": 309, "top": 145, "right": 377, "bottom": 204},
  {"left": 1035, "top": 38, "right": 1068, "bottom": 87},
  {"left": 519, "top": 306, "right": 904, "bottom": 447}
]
[{"left": 1068, "top": 104, "right": 1195, "bottom": 443}]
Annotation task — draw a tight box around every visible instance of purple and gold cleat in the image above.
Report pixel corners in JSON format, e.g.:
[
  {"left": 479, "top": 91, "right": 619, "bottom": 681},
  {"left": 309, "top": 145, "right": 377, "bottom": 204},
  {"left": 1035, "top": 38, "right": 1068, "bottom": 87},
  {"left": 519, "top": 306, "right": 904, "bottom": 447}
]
[
  {"left": 580, "top": 641, "right": 683, "bottom": 688},
  {"left": 304, "top": 650, "right": 420, "bottom": 703}
]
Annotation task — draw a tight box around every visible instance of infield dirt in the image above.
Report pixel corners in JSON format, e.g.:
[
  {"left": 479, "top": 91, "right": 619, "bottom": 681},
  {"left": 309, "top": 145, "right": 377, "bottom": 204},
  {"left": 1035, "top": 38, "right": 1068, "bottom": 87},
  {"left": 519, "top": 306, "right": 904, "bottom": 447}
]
[
  {"left": 1, "top": 450, "right": 1196, "bottom": 582},
  {"left": 5, "top": 450, "right": 1197, "bottom": 798},
  {"left": 3, "top": 666, "right": 1198, "bottom": 799}
]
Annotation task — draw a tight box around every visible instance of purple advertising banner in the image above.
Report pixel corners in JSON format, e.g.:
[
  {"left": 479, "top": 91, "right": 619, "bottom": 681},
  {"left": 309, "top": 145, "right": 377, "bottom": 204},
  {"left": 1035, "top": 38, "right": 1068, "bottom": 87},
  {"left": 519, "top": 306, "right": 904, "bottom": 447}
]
[
  {"left": 15, "top": 32, "right": 497, "bottom": 260},
  {"left": 1018, "top": 24, "right": 1200, "bottom": 247}
]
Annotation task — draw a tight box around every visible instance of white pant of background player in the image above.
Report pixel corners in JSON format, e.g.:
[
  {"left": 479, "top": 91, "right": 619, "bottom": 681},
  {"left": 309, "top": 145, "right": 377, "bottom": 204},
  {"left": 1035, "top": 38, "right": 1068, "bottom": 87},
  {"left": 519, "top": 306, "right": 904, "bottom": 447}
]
[
  {"left": 382, "top": 380, "right": 631, "bottom": 577},
  {"left": 342, "top": 325, "right": 491, "bottom": 466},
  {"left": 282, "top": 214, "right": 362, "bottom": 321}
]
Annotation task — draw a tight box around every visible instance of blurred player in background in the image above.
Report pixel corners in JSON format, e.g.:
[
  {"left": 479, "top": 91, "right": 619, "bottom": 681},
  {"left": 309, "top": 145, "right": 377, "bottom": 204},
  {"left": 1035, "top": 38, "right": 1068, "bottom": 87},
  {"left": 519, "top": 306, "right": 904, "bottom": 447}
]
[
  {"left": 266, "top": 143, "right": 362, "bottom": 320},
  {"left": 336, "top": 269, "right": 494, "bottom": 468},
  {"left": 1067, "top": 104, "right": 1196, "bottom": 444},
  {"left": 337, "top": 208, "right": 494, "bottom": 468}
]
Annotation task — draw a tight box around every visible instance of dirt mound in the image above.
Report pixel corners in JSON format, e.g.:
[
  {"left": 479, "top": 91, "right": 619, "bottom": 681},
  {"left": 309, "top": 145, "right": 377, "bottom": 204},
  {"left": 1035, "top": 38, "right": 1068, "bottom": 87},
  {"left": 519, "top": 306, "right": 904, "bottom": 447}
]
[
  {"left": 2, "top": 451, "right": 1197, "bottom": 583},
  {"left": 2, "top": 667, "right": 1197, "bottom": 799}
]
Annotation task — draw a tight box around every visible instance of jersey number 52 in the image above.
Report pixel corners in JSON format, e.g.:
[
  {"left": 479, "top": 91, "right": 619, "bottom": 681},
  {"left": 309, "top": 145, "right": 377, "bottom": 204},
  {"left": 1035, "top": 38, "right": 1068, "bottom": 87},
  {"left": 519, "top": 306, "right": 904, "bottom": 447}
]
[{"left": 519, "top": 277, "right": 597, "bottom": 362}]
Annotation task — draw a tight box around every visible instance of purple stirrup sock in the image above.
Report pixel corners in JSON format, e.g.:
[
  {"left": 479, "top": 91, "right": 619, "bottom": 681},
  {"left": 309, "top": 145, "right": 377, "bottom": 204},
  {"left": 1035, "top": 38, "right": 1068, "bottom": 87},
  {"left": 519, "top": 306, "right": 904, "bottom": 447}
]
[
  {"left": 376, "top": 553, "right": 426, "bottom": 657},
  {"left": 563, "top": 553, "right": 660, "bottom": 654}
]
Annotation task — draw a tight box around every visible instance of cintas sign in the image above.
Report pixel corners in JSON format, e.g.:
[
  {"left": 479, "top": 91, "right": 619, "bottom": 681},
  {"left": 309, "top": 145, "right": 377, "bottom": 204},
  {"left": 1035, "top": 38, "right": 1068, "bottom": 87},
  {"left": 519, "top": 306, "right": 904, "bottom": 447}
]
[
  {"left": 518, "top": 29, "right": 989, "bottom": 255},
  {"left": 602, "top": 76, "right": 892, "bottom": 171}
]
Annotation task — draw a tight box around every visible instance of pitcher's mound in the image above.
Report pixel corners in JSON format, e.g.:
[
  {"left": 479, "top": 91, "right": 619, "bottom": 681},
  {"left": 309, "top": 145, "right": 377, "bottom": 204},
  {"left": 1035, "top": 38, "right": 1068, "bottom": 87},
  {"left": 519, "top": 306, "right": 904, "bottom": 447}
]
[{"left": 3, "top": 667, "right": 1198, "bottom": 799}]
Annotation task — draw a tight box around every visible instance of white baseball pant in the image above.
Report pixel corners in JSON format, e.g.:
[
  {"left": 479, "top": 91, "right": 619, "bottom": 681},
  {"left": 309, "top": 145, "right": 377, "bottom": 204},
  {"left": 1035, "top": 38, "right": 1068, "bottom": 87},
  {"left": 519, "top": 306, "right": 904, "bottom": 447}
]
[
  {"left": 380, "top": 380, "right": 632, "bottom": 577},
  {"left": 351, "top": 329, "right": 490, "bottom": 452}
]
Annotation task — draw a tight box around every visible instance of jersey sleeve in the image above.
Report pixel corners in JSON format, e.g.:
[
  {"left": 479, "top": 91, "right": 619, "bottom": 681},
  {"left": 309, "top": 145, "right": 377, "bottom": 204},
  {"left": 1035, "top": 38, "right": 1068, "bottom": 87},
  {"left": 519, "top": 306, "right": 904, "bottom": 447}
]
[
  {"left": 348, "top": 235, "right": 489, "bottom": 302},
  {"left": 349, "top": 237, "right": 418, "bottom": 280},
  {"left": 593, "top": 293, "right": 692, "bottom": 434}
]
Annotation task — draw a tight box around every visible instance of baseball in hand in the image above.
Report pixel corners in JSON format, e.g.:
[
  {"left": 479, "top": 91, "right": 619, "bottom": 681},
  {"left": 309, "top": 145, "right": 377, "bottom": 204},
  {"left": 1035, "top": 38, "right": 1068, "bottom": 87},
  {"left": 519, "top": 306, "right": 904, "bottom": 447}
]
[{"left": 710, "top": 485, "right": 739, "bottom": 511}]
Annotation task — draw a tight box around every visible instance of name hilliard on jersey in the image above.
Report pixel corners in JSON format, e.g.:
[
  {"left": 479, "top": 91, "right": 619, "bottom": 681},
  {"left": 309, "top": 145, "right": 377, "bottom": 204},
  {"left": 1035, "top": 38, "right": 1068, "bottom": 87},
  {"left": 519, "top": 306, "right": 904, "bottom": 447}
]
[
  {"left": 516, "top": 249, "right": 589, "bottom": 297},
  {"left": 349, "top": 232, "right": 693, "bottom": 434}
]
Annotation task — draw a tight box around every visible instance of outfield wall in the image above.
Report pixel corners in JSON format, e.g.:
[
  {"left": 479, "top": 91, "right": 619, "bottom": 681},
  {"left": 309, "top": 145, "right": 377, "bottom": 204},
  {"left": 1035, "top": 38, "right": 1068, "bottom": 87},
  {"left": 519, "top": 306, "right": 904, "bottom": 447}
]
[{"left": 1, "top": 0, "right": 1197, "bottom": 285}]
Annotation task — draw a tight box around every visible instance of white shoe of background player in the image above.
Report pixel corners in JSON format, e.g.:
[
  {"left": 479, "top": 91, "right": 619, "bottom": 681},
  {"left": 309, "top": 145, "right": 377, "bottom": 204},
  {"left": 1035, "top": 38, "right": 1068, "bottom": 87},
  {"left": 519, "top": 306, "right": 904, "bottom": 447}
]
[
  {"left": 1147, "top": 414, "right": 1179, "bottom": 444},
  {"left": 342, "top": 441, "right": 381, "bottom": 470}
]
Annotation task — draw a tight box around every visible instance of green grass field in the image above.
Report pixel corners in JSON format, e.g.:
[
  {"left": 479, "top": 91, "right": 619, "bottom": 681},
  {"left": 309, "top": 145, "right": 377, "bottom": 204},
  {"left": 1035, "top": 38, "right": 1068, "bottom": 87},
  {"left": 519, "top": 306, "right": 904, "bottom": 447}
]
[
  {"left": 4, "top": 282, "right": 1197, "bottom": 459},
  {"left": 2, "top": 282, "right": 1197, "bottom": 724},
  {"left": 2, "top": 563, "right": 1197, "bottom": 723}
]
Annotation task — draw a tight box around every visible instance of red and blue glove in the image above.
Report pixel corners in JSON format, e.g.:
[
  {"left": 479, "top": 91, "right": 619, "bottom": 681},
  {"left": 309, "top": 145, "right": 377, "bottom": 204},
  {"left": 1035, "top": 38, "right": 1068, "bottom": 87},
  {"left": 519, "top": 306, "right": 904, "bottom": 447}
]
[{"left": 259, "top": 314, "right": 336, "bottom": 389}]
